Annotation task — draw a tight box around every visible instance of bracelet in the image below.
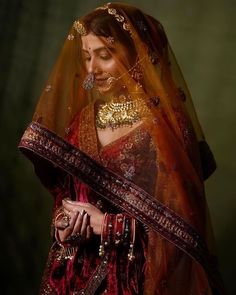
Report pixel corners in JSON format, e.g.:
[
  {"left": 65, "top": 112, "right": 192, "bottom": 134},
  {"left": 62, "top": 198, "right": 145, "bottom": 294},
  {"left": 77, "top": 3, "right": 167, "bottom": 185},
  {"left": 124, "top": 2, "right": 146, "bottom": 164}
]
[
  {"left": 99, "top": 213, "right": 108, "bottom": 257},
  {"left": 55, "top": 229, "right": 80, "bottom": 260},
  {"left": 114, "top": 214, "right": 124, "bottom": 245},
  {"left": 51, "top": 206, "right": 63, "bottom": 236},
  {"left": 99, "top": 213, "right": 136, "bottom": 261},
  {"left": 128, "top": 218, "right": 136, "bottom": 261},
  {"left": 99, "top": 213, "right": 115, "bottom": 256},
  {"left": 123, "top": 216, "right": 131, "bottom": 245},
  {"left": 54, "top": 209, "right": 80, "bottom": 260}
]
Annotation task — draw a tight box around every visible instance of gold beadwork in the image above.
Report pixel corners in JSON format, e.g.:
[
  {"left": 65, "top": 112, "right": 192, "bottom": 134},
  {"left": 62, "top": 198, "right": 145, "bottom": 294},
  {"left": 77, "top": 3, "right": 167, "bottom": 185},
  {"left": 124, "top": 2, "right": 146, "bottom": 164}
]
[
  {"left": 115, "top": 15, "right": 125, "bottom": 22},
  {"left": 108, "top": 8, "right": 116, "bottom": 15},
  {"left": 73, "top": 20, "right": 87, "bottom": 36},
  {"left": 123, "top": 23, "right": 131, "bottom": 32},
  {"left": 96, "top": 96, "right": 145, "bottom": 130}
]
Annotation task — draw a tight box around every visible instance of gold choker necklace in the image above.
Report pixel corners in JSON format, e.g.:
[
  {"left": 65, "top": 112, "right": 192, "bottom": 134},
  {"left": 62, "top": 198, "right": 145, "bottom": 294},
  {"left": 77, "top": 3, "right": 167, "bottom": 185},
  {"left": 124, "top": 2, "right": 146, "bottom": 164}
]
[{"left": 96, "top": 97, "right": 143, "bottom": 130}]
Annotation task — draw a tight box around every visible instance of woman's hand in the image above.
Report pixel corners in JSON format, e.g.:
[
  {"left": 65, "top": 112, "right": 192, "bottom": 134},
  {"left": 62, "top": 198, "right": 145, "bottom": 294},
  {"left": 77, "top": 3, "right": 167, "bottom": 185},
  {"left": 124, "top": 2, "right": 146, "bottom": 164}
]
[
  {"left": 55, "top": 210, "right": 92, "bottom": 242},
  {"left": 62, "top": 199, "right": 104, "bottom": 235}
]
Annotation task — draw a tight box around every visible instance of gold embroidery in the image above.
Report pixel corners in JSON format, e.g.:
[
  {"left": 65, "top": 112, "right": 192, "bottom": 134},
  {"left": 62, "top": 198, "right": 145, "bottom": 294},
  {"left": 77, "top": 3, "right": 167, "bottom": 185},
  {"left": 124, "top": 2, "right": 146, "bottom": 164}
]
[{"left": 78, "top": 103, "right": 100, "bottom": 161}]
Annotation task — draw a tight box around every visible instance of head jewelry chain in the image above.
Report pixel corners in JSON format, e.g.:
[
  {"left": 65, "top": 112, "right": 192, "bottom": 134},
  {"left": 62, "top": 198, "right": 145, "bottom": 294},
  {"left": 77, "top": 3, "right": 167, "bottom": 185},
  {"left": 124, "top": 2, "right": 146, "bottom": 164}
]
[{"left": 73, "top": 3, "right": 132, "bottom": 36}]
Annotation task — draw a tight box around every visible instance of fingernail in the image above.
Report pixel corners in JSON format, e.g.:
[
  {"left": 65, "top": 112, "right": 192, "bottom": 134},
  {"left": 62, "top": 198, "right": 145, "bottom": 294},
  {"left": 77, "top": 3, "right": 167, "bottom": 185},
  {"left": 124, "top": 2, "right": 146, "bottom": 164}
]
[
  {"left": 62, "top": 221, "right": 69, "bottom": 227},
  {"left": 66, "top": 199, "right": 74, "bottom": 203}
]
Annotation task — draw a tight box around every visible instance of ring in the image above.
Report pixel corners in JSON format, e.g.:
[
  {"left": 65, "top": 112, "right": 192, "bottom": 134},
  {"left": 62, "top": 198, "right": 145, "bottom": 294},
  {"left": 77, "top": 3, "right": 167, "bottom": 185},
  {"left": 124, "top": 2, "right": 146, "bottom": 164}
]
[
  {"left": 64, "top": 233, "right": 82, "bottom": 244},
  {"left": 62, "top": 213, "right": 70, "bottom": 223},
  {"left": 54, "top": 211, "right": 70, "bottom": 225}
]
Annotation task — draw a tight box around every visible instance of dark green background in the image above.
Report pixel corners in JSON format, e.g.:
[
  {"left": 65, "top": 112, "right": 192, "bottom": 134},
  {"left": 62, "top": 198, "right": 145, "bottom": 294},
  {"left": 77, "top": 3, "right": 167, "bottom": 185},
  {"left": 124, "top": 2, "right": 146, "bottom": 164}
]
[{"left": 1, "top": 0, "right": 235, "bottom": 294}]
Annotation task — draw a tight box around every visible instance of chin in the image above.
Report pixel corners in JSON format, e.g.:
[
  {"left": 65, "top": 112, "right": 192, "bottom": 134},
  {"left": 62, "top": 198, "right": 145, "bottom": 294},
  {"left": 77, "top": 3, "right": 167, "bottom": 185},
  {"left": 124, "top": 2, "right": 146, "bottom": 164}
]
[{"left": 96, "top": 85, "right": 114, "bottom": 96}]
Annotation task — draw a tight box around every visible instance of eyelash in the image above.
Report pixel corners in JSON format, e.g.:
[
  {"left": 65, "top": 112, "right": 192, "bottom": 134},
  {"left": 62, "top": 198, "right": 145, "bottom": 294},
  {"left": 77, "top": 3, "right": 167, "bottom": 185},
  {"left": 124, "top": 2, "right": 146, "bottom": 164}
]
[
  {"left": 100, "top": 54, "right": 111, "bottom": 60},
  {"left": 83, "top": 53, "right": 111, "bottom": 62}
]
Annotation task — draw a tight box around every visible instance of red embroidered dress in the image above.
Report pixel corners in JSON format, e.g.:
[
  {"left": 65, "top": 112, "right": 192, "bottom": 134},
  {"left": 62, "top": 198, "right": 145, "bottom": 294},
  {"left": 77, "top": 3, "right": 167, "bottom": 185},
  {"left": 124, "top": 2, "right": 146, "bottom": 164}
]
[{"left": 39, "top": 105, "right": 157, "bottom": 294}]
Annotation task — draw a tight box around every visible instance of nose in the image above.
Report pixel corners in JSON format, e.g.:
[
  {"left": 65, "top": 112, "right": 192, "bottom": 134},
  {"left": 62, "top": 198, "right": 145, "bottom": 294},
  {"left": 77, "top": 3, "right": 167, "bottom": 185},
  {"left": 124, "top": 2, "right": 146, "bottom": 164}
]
[{"left": 87, "top": 57, "right": 100, "bottom": 74}]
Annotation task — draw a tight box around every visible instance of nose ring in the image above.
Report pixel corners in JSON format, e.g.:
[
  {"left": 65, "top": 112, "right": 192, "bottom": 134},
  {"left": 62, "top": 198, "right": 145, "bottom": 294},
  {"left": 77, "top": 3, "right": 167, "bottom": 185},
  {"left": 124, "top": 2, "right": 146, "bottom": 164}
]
[{"left": 82, "top": 73, "right": 95, "bottom": 90}]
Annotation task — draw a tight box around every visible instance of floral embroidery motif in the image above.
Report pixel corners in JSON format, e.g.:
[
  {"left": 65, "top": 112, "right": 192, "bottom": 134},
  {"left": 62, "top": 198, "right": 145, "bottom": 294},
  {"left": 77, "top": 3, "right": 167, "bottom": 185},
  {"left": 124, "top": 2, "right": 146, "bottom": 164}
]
[
  {"left": 124, "top": 165, "right": 135, "bottom": 180},
  {"left": 149, "top": 96, "right": 160, "bottom": 107},
  {"left": 137, "top": 20, "right": 148, "bottom": 32},
  {"left": 45, "top": 85, "right": 52, "bottom": 92},
  {"left": 106, "top": 36, "right": 115, "bottom": 45},
  {"left": 67, "top": 34, "right": 74, "bottom": 40}
]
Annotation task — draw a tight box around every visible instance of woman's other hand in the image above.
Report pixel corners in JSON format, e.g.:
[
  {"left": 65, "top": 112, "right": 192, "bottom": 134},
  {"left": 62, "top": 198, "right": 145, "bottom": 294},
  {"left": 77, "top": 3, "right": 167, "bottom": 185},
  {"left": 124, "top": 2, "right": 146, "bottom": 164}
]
[
  {"left": 62, "top": 199, "right": 104, "bottom": 235},
  {"left": 55, "top": 210, "right": 92, "bottom": 242}
]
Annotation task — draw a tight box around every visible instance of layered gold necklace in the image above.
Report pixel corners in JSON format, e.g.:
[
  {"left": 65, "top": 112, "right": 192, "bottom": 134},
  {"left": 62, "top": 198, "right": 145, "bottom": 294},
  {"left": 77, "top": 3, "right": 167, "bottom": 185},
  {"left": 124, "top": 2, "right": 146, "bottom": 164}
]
[{"left": 96, "top": 95, "right": 145, "bottom": 129}]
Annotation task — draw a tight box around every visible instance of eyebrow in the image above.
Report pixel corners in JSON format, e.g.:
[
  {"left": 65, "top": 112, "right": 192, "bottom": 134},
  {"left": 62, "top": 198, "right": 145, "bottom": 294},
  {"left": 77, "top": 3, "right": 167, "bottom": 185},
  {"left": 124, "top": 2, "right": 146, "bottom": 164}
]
[{"left": 82, "top": 46, "right": 115, "bottom": 54}]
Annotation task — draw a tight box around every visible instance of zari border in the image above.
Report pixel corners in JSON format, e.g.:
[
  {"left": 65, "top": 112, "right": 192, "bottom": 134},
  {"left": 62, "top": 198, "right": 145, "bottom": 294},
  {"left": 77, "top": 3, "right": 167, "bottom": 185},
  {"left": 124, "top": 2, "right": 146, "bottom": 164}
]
[
  {"left": 75, "top": 254, "right": 109, "bottom": 295},
  {"left": 19, "top": 122, "right": 224, "bottom": 295}
]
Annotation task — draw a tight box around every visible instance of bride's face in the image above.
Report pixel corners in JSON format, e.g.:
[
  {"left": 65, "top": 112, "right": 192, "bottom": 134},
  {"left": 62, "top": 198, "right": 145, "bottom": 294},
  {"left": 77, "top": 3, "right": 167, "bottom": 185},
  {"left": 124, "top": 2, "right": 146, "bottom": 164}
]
[{"left": 81, "top": 33, "right": 124, "bottom": 96}]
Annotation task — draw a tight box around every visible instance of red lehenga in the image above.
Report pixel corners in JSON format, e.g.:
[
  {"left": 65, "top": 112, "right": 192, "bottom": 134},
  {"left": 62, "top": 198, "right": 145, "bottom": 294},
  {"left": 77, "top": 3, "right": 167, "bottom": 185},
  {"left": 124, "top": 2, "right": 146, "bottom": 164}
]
[
  {"left": 19, "top": 3, "right": 226, "bottom": 295},
  {"left": 38, "top": 104, "right": 156, "bottom": 295}
]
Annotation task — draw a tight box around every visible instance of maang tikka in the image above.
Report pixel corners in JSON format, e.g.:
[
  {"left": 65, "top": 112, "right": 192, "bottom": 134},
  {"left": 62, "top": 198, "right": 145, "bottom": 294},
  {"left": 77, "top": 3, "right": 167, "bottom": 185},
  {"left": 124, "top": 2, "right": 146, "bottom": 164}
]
[{"left": 82, "top": 73, "right": 95, "bottom": 90}]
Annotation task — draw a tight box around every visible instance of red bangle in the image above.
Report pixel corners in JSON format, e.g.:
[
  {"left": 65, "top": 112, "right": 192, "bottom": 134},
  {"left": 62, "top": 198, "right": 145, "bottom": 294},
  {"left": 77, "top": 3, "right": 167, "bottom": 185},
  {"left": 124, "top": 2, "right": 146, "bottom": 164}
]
[
  {"left": 128, "top": 218, "right": 136, "bottom": 261},
  {"left": 114, "top": 213, "right": 124, "bottom": 245}
]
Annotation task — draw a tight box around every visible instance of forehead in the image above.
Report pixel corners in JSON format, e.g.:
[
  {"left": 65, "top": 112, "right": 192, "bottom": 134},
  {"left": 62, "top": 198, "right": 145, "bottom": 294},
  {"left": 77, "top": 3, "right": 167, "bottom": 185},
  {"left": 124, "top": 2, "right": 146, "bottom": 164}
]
[{"left": 81, "top": 33, "right": 107, "bottom": 51}]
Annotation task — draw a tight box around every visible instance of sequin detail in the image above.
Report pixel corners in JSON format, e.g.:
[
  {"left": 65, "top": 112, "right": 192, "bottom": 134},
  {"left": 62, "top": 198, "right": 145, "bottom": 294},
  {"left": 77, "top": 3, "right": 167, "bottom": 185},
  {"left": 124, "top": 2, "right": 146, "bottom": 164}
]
[
  {"left": 45, "top": 85, "right": 52, "bottom": 92},
  {"left": 67, "top": 34, "right": 74, "bottom": 40}
]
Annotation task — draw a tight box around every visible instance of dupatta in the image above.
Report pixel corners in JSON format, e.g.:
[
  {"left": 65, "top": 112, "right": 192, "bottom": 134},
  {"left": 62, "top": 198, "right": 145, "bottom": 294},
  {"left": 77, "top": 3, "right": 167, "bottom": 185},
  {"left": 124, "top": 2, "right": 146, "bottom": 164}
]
[{"left": 19, "top": 3, "right": 225, "bottom": 294}]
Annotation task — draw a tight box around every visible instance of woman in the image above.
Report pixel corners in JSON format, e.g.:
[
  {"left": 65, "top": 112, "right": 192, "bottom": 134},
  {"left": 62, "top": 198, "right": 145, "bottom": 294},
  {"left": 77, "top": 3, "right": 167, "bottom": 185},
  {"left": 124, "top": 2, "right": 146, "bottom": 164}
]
[{"left": 19, "top": 3, "right": 225, "bottom": 295}]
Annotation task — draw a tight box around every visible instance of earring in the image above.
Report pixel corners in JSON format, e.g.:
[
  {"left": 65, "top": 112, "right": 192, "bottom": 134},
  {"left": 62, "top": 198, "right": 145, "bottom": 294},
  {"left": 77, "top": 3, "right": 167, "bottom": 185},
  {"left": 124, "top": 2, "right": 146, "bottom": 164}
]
[
  {"left": 107, "top": 76, "right": 117, "bottom": 86},
  {"left": 82, "top": 73, "right": 95, "bottom": 90}
]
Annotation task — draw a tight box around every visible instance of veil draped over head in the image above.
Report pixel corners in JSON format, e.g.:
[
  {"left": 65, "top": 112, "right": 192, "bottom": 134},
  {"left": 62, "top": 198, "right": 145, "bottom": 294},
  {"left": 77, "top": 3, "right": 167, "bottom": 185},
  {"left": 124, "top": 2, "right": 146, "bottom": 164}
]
[{"left": 19, "top": 2, "right": 224, "bottom": 295}]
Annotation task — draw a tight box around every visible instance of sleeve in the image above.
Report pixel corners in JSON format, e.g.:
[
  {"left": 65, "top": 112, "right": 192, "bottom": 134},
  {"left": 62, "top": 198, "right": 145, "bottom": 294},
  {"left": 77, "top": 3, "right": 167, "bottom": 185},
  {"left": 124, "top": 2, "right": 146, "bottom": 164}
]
[{"left": 199, "top": 140, "right": 217, "bottom": 180}]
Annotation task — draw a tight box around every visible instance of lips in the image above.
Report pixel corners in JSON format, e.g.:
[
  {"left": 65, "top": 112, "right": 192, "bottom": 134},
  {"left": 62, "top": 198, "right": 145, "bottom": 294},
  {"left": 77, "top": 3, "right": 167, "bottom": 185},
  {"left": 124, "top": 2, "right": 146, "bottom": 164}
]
[{"left": 95, "top": 78, "right": 107, "bottom": 85}]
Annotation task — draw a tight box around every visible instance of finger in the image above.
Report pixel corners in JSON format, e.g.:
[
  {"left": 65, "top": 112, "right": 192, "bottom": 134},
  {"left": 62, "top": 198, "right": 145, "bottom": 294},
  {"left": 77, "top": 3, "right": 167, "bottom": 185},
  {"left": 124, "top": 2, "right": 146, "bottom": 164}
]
[
  {"left": 86, "top": 225, "right": 93, "bottom": 240},
  {"left": 62, "top": 199, "right": 89, "bottom": 211},
  {"left": 62, "top": 200, "right": 82, "bottom": 213},
  {"left": 80, "top": 213, "right": 89, "bottom": 238},
  {"left": 72, "top": 209, "right": 85, "bottom": 235},
  {"left": 55, "top": 219, "right": 69, "bottom": 230},
  {"left": 63, "top": 199, "right": 88, "bottom": 206},
  {"left": 63, "top": 211, "right": 79, "bottom": 237}
]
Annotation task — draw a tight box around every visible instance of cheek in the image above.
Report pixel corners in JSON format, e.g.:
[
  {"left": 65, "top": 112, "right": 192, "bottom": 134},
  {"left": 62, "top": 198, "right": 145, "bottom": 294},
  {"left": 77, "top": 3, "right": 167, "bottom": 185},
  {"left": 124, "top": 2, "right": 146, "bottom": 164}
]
[{"left": 102, "top": 60, "right": 120, "bottom": 75}]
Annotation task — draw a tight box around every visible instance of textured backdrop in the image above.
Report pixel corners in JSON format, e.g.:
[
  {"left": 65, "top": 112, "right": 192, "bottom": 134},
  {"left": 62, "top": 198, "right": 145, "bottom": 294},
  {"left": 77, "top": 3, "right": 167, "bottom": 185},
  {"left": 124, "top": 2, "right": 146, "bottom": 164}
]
[{"left": 0, "top": 0, "right": 235, "bottom": 294}]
